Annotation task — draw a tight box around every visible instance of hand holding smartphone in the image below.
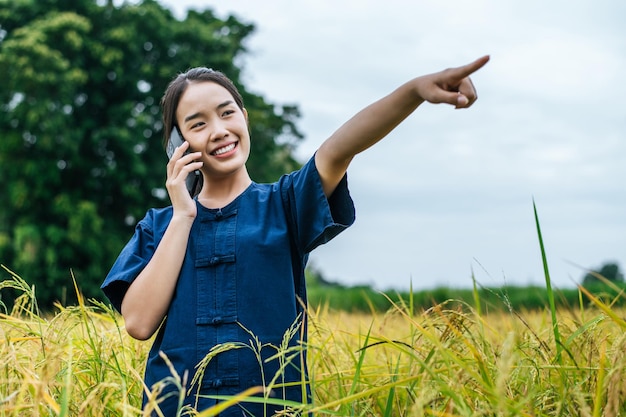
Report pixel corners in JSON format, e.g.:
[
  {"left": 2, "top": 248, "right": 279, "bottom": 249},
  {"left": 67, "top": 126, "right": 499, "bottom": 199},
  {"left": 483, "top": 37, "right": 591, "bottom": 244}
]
[{"left": 166, "top": 126, "right": 200, "bottom": 196}]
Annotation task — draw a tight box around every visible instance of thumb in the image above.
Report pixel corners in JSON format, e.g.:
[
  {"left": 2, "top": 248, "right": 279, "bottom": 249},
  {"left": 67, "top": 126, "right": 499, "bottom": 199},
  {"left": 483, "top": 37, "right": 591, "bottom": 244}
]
[
  {"left": 433, "top": 90, "right": 467, "bottom": 106},
  {"left": 456, "top": 93, "right": 469, "bottom": 108}
]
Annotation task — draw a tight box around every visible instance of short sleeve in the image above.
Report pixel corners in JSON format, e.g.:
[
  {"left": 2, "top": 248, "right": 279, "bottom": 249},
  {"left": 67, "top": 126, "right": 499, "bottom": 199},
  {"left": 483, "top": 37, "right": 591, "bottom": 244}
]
[
  {"left": 281, "top": 155, "right": 356, "bottom": 254},
  {"left": 100, "top": 209, "right": 162, "bottom": 312}
]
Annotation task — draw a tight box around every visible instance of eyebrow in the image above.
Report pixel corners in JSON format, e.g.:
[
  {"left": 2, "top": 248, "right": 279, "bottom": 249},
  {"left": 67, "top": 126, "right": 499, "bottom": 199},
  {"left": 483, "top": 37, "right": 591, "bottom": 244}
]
[{"left": 183, "top": 100, "right": 235, "bottom": 124}]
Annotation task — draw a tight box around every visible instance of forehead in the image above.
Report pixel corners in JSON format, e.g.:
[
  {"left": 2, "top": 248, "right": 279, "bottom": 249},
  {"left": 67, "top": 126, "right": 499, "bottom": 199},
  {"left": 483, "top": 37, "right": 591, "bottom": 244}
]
[{"left": 176, "top": 81, "right": 234, "bottom": 117}]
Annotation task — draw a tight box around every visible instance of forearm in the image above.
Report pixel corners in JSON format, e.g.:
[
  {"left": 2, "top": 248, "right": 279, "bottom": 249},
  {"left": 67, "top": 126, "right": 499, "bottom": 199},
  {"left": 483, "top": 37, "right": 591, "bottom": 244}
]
[
  {"left": 316, "top": 79, "right": 425, "bottom": 195},
  {"left": 322, "top": 80, "right": 424, "bottom": 162},
  {"left": 121, "top": 215, "right": 194, "bottom": 340}
]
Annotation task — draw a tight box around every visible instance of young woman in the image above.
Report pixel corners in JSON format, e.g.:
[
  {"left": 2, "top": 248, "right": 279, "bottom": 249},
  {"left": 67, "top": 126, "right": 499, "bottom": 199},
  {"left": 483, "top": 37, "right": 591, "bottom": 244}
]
[{"left": 102, "top": 55, "right": 489, "bottom": 416}]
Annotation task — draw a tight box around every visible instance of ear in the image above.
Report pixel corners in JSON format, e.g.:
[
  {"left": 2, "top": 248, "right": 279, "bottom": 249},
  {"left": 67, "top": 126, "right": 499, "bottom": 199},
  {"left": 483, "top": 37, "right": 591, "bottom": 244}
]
[{"left": 243, "top": 108, "right": 251, "bottom": 134}]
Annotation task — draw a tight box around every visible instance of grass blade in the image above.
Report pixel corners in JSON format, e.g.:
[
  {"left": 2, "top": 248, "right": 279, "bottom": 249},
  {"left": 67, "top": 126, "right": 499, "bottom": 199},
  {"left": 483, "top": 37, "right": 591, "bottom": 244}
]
[{"left": 533, "top": 199, "right": 563, "bottom": 364}]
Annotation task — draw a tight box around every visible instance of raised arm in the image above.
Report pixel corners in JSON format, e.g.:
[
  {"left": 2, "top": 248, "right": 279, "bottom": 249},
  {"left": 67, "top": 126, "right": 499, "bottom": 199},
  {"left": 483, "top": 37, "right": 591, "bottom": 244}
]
[{"left": 315, "top": 55, "right": 490, "bottom": 197}]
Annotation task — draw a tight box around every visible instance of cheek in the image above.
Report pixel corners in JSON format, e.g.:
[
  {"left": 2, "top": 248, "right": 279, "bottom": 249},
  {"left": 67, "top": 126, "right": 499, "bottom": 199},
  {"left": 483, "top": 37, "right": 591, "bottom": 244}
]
[{"left": 242, "top": 134, "right": 252, "bottom": 153}]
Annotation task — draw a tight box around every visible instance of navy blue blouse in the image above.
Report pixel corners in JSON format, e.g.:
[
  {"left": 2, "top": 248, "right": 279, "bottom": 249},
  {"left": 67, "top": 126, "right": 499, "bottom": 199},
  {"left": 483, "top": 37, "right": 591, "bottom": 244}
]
[{"left": 101, "top": 157, "right": 355, "bottom": 416}]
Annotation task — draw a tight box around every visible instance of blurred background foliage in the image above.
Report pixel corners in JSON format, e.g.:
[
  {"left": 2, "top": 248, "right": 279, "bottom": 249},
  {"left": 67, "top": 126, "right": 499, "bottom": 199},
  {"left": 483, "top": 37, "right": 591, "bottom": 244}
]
[
  {"left": 0, "top": 0, "right": 303, "bottom": 308},
  {"left": 305, "top": 265, "right": 626, "bottom": 313}
]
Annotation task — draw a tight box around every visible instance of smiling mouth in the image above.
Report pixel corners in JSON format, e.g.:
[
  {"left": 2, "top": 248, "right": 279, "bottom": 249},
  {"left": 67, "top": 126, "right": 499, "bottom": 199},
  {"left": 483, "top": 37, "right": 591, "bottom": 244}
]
[{"left": 211, "top": 143, "right": 237, "bottom": 156}]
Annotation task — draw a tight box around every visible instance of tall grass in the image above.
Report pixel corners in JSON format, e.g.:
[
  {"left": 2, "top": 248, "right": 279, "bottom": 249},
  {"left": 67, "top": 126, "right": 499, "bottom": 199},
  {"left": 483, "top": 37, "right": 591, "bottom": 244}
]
[
  {"left": 2, "top": 262, "right": 625, "bottom": 416},
  {"left": 0, "top": 266, "right": 144, "bottom": 416}
]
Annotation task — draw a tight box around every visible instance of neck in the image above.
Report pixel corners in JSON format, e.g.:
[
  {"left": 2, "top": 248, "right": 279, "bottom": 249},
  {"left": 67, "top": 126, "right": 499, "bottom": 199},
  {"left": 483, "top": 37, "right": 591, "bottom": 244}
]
[{"left": 196, "top": 169, "right": 252, "bottom": 209}]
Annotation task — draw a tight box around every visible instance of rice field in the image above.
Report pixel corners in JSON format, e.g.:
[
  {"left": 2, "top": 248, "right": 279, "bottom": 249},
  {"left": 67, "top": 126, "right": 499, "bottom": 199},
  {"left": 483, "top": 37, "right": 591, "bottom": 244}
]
[{"left": 1, "top": 264, "right": 625, "bottom": 416}]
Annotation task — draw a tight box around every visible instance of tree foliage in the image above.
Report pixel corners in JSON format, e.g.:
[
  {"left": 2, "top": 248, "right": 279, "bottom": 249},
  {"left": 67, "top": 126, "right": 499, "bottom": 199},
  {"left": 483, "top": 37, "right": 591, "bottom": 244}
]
[
  {"left": 582, "top": 262, "right": 624, "bottom": 286},
  {"left": 0, "top": 0, "right": 303, "bottom": 308}
]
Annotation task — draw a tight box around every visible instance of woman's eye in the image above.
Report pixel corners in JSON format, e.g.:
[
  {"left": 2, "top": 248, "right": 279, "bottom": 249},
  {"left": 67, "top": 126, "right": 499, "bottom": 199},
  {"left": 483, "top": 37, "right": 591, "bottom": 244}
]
[{"left": 222, "top": 110, "right": 235, "bottom": 117}]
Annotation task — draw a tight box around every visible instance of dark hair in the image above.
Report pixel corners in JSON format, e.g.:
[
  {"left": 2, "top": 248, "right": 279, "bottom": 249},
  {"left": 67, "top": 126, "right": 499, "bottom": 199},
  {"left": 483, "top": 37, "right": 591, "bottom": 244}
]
[{"left": 160, "top": 68, "right": 245, "bottom": 148}]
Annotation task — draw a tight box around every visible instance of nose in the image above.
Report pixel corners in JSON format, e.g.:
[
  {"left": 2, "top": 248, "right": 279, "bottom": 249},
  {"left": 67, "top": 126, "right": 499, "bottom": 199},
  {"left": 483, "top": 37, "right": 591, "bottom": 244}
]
[{"left": 209, "top": 120, "right": 229, "bottom": 142}]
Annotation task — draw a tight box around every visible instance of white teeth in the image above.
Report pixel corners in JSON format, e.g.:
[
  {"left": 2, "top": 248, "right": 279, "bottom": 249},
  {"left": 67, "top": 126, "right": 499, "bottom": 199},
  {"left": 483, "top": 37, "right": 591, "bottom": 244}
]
[{"left": 213, "top": 143, "right": 236, "bottom": 155}]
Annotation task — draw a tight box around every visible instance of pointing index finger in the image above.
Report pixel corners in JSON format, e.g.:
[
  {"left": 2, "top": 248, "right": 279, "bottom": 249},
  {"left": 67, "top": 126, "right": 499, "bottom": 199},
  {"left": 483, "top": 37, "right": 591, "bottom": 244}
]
[{"left": 453, "top": 55, "right": 490, "bottom": 80}]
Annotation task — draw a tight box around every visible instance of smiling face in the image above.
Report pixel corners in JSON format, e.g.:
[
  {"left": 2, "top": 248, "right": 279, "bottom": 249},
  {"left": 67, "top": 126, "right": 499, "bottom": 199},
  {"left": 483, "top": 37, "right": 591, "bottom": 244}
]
[{"left": 175, "top": 81, "right": 251, "bottom": 182}]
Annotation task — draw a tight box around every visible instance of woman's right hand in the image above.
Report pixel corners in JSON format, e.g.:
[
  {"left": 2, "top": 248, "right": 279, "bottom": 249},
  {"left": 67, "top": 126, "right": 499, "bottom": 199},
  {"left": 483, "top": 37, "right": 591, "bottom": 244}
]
[{"left": 165, "top": 141, "right": 203, "bottom": 219}]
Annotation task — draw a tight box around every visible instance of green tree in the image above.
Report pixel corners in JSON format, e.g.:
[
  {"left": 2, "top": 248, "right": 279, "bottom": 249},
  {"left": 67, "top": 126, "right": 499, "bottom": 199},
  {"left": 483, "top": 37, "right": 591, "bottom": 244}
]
[
  {"left": 582, "top": 262, "right": 625, "bottom": 286},
  {"left": 0, "top": 0, "right": 302, "bottom": 308}
]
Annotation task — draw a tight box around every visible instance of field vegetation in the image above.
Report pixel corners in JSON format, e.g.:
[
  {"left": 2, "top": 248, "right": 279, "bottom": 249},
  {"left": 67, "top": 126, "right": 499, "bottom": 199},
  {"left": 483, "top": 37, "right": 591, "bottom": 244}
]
[{"left": 1, "top": 262, "right": 625, "bottom": 416}]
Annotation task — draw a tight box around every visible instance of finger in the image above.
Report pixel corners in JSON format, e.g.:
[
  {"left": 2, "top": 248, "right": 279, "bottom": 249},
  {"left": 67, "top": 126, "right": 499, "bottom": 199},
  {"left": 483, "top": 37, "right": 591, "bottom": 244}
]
[
  {"left": 177, "top": 151, "right": 202, "bottom": 165},
  {"left": 456, "top": 78, "right": 477, "bottom": 108},
  {"left": 166, "top": 141, "right": 189, "bottom": 178},
  {"left": 173, "top": 155, "right": 202, "bottom": 179},
  {"left": 449, "top": 55, "right": 490, "bottom": 81},
  {"left": 167, "top": 149, "right": 201, "bottom": 179},
  {"left": 168, "top": 140, "right": 191, "bottom": 161},
  {"left": 167, "top": 160, "right": 202, "bottom": 190},
  {"left": 436, "top": 90, "right": 467, "bottom": 106},
  {"left": 175, "top": 164, "right": 203, "bottom": 190}
]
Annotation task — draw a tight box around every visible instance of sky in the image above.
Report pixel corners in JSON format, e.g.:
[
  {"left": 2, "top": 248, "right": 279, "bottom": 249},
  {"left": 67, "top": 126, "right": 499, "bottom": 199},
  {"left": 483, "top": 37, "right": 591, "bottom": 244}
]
[{"left": 156, "top": 0, "right": 626, "bottom": 291}]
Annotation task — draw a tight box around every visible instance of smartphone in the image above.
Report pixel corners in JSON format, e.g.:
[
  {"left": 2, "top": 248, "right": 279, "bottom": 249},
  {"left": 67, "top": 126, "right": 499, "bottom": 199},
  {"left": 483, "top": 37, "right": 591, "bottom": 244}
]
[{"left": 166, "top": 126, "right": 200, "bottom": 195}]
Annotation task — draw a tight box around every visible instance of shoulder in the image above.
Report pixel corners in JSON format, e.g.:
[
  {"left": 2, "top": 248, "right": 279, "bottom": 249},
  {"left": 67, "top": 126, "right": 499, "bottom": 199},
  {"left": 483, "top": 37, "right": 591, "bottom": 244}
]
[
  {"left": 144, "top": 205, "right": 173, "bottom": 222},
  {"left": 275, "top": 156, "right": 321, "bottom": 191},
  {"left": 135, "top": 206, "right": 173, "bottom": 235}
]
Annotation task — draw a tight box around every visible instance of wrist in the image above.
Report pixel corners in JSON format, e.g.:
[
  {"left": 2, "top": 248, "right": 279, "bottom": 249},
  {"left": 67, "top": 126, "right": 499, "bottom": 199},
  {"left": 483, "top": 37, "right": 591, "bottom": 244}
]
[
  {"left": 409, "top": 76, "right": 429, "bottom": 103},
  {"left": 169, "top": 212, "right": 196, "bottom": 228}
]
